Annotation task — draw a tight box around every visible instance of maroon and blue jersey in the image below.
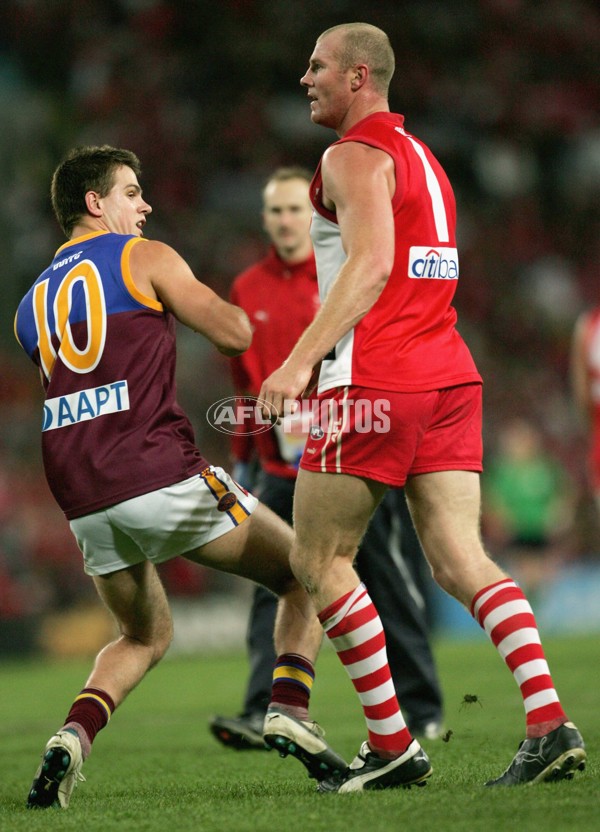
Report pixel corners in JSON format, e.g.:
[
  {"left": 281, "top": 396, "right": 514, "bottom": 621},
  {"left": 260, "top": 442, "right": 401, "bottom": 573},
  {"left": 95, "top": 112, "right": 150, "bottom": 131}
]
[{"left": 14, "top": 230, "right": 208, "bottom": 519}]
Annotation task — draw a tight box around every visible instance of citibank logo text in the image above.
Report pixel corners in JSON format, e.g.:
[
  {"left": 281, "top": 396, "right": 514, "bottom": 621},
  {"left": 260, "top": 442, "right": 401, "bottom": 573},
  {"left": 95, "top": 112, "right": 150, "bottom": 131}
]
[{"left": 408, "top": 246, "right": 459, "bottom": 279}]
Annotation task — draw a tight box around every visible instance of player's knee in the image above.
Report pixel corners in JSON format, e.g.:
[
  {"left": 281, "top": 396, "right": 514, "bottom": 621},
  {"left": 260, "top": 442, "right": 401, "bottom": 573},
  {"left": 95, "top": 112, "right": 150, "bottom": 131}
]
[
  {"left": 430, "top": 563, "right": 457, "bottom": 597},
  {"left": 429, "top": 549, "right": 492, "bottom": 604},
  {"left": 124, "top": 609, "right": 173, "bottom": 667},
  {"left": 152, "top": 614, "right": 174, "bottom": 664},
  {"left": 289, "top": 546, "right": 310, "bottom": 585},
  {"left": 267, "top": 566, "right": 302, "bottom": 598},
  {"left": 145, "top": 632, "right": 172, "bottom": 670},
  {"left": 288, "top": 546, "right": 332, "bottom": 597}
]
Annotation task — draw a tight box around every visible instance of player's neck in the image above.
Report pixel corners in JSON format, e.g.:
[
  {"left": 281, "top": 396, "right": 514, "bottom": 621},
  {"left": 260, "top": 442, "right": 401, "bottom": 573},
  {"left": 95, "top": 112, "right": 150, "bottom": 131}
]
[
  {"left": 70, "top": 217, "right": 107, "bottom": 239},
  {"left": 337, "top": 98, "right": 390, "bottom": 137}
]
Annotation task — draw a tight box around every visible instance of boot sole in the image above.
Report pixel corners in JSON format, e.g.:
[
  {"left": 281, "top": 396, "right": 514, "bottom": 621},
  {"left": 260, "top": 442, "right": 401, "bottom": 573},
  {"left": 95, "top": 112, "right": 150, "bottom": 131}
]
[
  {"left": 264, "top": 733, "right": 347, "bottom": 781},
  {"left": 27, "top": 746, "right": 71, "bottom": 809}
]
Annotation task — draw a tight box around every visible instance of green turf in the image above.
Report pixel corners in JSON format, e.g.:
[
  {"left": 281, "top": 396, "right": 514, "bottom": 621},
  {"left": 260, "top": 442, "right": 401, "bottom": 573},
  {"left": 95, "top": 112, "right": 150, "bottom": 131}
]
[{"left": 0, "top": 635, "right": 596, "bottom": 831}]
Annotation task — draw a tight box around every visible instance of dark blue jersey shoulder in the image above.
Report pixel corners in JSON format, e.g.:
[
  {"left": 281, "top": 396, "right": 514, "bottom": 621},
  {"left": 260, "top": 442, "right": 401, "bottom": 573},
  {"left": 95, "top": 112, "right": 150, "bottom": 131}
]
[{"left": 15, "top": 232, "right": 144, "bottom": 361}]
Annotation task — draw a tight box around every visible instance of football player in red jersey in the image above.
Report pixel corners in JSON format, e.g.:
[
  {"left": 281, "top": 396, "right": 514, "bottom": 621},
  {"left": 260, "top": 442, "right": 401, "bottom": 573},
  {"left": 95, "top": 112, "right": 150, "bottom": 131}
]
[
  {"left": 260, "top": 23, "right": 585, "bottom": 791},
  {"left": 209, "top": 167, "right": 443, "bottom": 752}
]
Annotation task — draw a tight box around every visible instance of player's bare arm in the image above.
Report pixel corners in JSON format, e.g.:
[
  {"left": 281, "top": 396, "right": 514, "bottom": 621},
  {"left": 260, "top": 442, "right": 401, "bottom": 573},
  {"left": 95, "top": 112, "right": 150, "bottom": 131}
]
[
  {"left": 259, "top": 142, "right": 395, "bottom": 414},
  {"left": 130, "top": 239, "right": 252, "bottom": 356}
]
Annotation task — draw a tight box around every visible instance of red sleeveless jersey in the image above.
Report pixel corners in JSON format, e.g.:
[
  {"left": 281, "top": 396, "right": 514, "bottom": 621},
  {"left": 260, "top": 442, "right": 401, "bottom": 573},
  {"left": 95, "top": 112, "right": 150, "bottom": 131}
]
[
  {"left": 309, "top": 112, "right": 481, "bottom": 394},
  {"left": 14, "top": 231, "right": 208, "bottom": 519},
  {"left": 229, "top": 247, "right": 320, "bottom": 478}
]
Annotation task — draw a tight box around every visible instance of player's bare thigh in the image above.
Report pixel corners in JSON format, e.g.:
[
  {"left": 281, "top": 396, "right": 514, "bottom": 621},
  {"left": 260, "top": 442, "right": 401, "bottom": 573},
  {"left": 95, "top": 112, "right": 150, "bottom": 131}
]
[
  {"left": 405, "top": 470, "right": 505, "bottom": 603},
  {"left": 291, "top": 469, "right": 387, "bottom": 600},
  {"left": 181, "top": 502, "right": 297, "bottom": 595}
]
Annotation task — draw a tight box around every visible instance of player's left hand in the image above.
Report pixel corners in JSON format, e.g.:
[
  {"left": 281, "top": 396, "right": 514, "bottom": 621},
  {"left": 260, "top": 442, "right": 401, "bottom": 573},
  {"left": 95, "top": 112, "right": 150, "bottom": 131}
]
[{"left": 259, "top": 362, "right": 314, "bottom": 422}]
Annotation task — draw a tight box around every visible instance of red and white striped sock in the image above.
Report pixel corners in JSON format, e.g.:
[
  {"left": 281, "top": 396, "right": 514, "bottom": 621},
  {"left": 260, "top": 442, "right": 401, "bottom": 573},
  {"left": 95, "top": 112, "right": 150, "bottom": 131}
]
[
  {"left": 318, "top": 583, "right": 412, "bottom": 757},
  {"left": 471, "top": 578, "right": 567, "bottom": 738}
]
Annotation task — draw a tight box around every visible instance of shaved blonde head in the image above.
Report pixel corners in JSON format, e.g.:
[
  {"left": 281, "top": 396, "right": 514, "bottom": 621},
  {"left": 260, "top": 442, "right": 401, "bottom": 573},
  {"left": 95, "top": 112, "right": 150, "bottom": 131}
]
[{"left": 318, "top": 23, "right": 395, "bottom": 95}]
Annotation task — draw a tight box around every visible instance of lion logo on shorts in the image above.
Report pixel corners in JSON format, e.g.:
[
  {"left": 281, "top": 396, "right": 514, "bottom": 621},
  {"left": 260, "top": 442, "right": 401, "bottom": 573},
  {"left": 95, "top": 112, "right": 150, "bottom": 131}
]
[{"left": 218, "top": 492, "right": 238, "bottom": 512}]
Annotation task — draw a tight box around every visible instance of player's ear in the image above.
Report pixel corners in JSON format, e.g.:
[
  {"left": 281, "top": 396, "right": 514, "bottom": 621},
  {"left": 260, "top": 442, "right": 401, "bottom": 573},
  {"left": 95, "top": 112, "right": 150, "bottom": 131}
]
[
  {"left": 85, "top": 190, "right": 103, "bottom": 218},
  {"left": 350, "top": 64, "right": 367, "bottom": 90}
]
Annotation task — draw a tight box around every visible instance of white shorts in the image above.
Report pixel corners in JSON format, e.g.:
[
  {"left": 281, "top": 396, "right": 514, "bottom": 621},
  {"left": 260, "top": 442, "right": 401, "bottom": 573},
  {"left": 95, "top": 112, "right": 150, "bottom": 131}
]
[{"left": 70, "top": 467, "right": 258, "bottom": 576}]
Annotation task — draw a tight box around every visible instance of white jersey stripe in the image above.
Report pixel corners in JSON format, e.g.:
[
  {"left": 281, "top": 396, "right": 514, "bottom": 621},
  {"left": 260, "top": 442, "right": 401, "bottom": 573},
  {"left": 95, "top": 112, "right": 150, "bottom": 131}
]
[{"left": 405, "top": 135, "right": 449, "bottom": 243}]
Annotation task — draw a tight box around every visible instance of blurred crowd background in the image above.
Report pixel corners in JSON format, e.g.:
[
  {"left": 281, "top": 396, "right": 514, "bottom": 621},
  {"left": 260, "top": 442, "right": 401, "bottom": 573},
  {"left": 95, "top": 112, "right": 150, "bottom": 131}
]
[{"left": 0, "top": 0, "right": 599, "bottom": 655}]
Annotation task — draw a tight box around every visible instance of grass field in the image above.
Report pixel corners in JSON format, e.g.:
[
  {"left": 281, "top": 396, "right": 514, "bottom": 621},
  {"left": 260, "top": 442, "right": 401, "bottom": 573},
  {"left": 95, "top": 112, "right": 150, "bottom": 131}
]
[{"left": 0, "top": 634, "right": 596, "bottom": 831}]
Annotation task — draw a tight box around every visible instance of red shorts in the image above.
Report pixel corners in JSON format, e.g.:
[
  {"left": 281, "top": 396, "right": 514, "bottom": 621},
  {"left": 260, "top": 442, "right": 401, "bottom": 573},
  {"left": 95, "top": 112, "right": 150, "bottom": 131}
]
[{"left": 299, "top": 383, "right": 483, "bottom": 486}]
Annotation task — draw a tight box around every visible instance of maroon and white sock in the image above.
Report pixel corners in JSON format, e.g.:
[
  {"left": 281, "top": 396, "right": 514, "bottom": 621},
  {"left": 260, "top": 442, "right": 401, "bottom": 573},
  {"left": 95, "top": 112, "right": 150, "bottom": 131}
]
[
  {"left": 471, "top": 579, "right": 567, "bottom": 738},
  {"left": 62, "top": 687, "right": 115, "bottom": 759},
  {"left": 269, "top": 653, "right": 315, "bottom": 721},
  {"left": 319, "top": 583, "right": 412, "bottom": 758}
]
